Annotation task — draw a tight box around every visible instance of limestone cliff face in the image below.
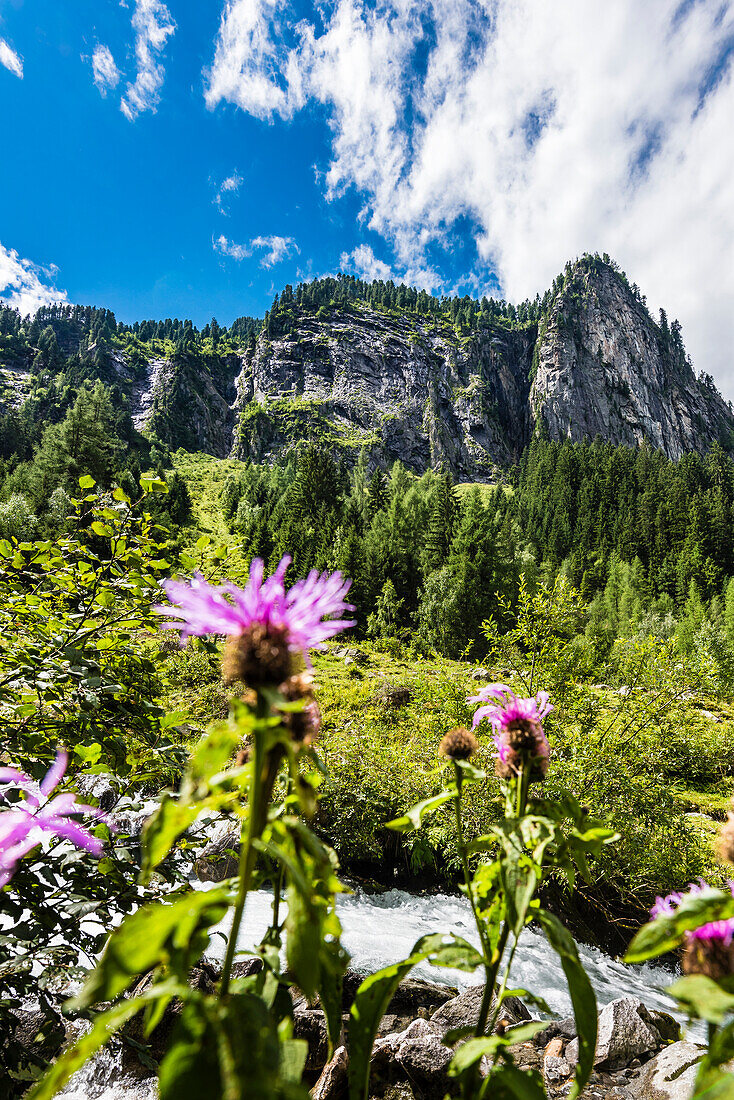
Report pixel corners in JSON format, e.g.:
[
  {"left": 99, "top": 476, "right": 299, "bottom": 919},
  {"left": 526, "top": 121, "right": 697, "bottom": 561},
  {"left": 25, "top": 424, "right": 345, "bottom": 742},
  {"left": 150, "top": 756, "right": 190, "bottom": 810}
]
[
  {"left": 98, "top": 258, "right": 734, "bottom": 475},
  {"left": 530, "top": 263, "right": 732, "bottom": 459},
  {"left": 132, "top": 351, "right": 240, "bottom": 458},
  {"left": 232, "top": 308, "right": 534, "bottom": 478}
]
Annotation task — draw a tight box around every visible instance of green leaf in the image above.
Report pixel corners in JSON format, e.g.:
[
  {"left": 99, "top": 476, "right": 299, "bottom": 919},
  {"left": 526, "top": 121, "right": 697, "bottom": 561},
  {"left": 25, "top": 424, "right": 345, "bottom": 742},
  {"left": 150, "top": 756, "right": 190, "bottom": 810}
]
[
  {"left": 487, "top": 1063, "right": 547, "bottom": 1100},
  {"left": 348, "top": 954, "right": 424, "bottom": 1100},
  {"left": 625, "top": 890, "right": 734, "bottom": 963},
  {"left": 91, "top": 521, "right": 113, "bottom": 538},
  {"left": 159, "top": 992, "right": 303, "bottom": 1100},
  {"left": 386, "top": 791, "right": 453, "bottom": 833},
  {"left": 286, "top": 884, "right": 321, "bottom": 999},
  {"left": 70, "top": 890, "right": 230, "bottom": 1009},
  {"left": 502, "top": 858, "right": 538, "bottom": 938},
  {"left": 73, "top": 743, "right": 102, "bottom": 766},
  {"left": 694, "top": 1020, "right": 734, "bottom": 1097},
  {"left": 448, "top": 1022, "right": 548, "bottom": 1074},
  {"left": 319, "top": 932, "right": 348, "bottom": 1055},
  {"left": 140, "top": 794, "right": 203, "bottom": 884},
  {"left": 196, "top": 534, "right": 212, "bottom": 550},
  {"left": 537, "top": 909, "right": 597, "bottom": 1100},
  {"left": 78, "top": 475, "right": 96, "bottom": 489},
  {"left": 420, "top": 932, "right": 483, "bottom": 973},
  {"left": 453, "top": 758, "right": 487, "bottom": 784},
  {"left": 693, "top": 1075, "right": 734, "bottom": 1100},
  {"left": 141, "top": 475, "right": 168, "bottom": 494},
  {"left": 279, "top": 1038, "right": 309, "bottom": 1083},
  {"left": 668, "top": 975, "right": 734, "bottom": 1025}
]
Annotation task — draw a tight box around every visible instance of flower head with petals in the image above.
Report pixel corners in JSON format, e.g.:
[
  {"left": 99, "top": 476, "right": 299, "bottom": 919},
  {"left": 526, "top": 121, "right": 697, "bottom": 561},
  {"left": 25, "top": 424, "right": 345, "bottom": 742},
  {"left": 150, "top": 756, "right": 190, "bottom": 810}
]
[
  {"left": 650, "top": 881, "right": 734, "bottom": 978},
  {"left": 0, "top": 751, "right": 112, "bottom": 888},
  {"left": 468, "top": 683, "right": 552, "bottom": 781},
  {"left": 155, "top": 556, "right": 355, "bottom": 686}
]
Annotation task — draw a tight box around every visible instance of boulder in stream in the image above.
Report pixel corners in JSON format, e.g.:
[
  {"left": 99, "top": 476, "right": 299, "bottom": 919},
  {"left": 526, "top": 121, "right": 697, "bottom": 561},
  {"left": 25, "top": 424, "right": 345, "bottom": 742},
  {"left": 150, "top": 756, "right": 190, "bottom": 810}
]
[
  {"left": 430, "top": 984, "right": 530, "bottom": 1037},
  {"left": 565, "top": 996, "right": 665, "bottom": 1071},
  {"left": 631, "top": 1041, "right": 704, "bottom": 1099}
]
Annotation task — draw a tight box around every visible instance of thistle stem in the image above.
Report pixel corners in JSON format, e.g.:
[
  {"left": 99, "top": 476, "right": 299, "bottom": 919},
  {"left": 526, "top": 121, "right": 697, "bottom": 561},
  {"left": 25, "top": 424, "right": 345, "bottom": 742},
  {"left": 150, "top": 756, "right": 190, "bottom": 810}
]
[
  {"left": 477, "top": 768, "right": 530, "bottom": 1040},
  {"left": 220, "top": 698, "right": 280, "bottom": 997}
]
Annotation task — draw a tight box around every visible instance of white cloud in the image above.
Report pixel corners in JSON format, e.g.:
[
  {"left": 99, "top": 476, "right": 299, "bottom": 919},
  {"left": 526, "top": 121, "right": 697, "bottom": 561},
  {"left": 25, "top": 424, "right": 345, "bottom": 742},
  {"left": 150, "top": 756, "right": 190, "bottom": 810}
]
[
  {"left": 214, "top": 232, "right": 299, "bottom": 266},
  {"left": 214, "top": 233, "right": 251, "bottom": 260},
  {"left": 121, "top": 0, "right": 176, "bottom": 120},
  {"left": 214, "top": 171, "right": 244, "bottom": 213},
  {"left": 339, "top": 242, "right": 443, "bottom": 291},
  {"left": 0, "top": 242, "right": 68, "bottom": 317},
  {"left": 0, "top": 38, "right": 23, "bottom": 79},
  {"left": 251, "top": 234, "right": 299, "bottom": 266},
  {"left": 341, "top": 244, "right": 393, "bottom": 281},
  {"left": 205, "top": 0, "right": 734, "bottom": 396},
  {"left": 204, "top": 0, "right": 305, "bottom": 119},
  {"left": 92, "top": 44, "right": 121, "bottom": 96}
]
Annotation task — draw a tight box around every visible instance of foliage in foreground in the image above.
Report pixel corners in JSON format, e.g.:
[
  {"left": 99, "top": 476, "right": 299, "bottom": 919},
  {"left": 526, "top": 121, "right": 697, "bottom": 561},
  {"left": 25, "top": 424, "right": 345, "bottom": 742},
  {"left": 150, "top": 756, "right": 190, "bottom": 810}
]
[{"left": 18, "top": 561, "right": 617, "bottom": 1100}]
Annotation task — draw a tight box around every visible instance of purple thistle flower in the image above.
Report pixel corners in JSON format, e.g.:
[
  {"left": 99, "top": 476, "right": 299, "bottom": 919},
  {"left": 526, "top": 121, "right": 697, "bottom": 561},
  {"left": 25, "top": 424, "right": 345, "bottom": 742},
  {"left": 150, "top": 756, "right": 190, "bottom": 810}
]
[
  {"left": 0, "top": 751, "right": 111, "bottom": 888},
  {"left": 468, "top": 683, "right": 552, "bottom": 779},
  {"left": 156, "top": 556, "right": 355, "bottom": 666},
  {"left": 650, "top": 881, "right": 734, "bottom": 945},
  {"left": 689, "top": 920, "right": 734, "bottom": 945}
]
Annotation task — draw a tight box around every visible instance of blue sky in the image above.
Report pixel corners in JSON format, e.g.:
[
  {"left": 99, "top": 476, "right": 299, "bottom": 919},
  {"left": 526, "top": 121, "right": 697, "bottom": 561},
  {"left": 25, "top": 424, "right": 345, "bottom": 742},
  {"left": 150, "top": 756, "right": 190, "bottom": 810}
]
[
  {"left": 1, "top": 0, "right": 733, "bottom": 394},
  {"left": 0, "top": 0, "right": 408, "bottom": 327}
]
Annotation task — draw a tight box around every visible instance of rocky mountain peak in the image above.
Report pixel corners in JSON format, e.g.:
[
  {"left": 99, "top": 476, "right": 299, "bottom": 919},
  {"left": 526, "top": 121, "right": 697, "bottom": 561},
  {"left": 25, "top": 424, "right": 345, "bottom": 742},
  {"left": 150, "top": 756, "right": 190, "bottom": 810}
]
[{"left": 529, "top": 257, "right": 729, "bottom": 460}]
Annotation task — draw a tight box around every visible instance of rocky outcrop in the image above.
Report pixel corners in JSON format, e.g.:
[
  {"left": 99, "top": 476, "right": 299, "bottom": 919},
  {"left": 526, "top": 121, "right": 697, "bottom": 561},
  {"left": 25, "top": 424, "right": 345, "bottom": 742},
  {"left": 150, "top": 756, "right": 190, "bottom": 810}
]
[
  {"left": 12, "top": 259, "right": 730, "bottom": 477},
  {"left": 226, "top": 260, "right": 733, "bottom": 476},
  {"left": 137, "top": 350, "right": 241, "bottom": 457},
  {"left": 232, "top": 307, "right": 534, "bottom": 479},
  {"left": 531, "top": 262, "right": 733, "bottom": 459}
]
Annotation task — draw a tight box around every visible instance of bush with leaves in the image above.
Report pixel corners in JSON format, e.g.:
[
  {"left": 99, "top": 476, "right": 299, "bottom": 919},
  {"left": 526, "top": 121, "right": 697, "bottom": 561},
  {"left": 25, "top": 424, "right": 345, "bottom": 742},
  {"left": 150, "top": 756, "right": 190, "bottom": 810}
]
[{"left": 0, "top": 473, "right": 200, "bottom": 1094}]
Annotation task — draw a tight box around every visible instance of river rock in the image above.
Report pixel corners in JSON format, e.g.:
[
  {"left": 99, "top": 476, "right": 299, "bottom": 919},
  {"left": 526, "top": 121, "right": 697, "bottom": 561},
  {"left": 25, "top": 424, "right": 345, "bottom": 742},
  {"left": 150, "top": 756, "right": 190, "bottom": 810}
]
[
  {"left": 648, "top": 1011, "right": 681, "bottom": 1044},
  {"left": 631, "top": 1041, "right": 704, "bottom": 1099},
  {"left": 430, "top": 985, "right": 530, "bottom": 1037},
  {"left": 75, "top": 772, "right": 120, "bottom": 812},
  {"left": 572, "top": 997, "right": 664, "bottom": 1071},
  {"left": 312, "top": 1044, "right": 349, "bottom": 1100},
  {"left": 342, "top": 971, "right": 456, "bottom": 1018},
  {"left": 293, "top": 1007, "right": 328, "bottom": 1070},
  {"left": 544, "top": 1053, "right": 573, "bottom": 1084},
  {"left": 370, "top": 1019, "right": 451, "bottom": 1099},
  {"left": 392, "top": 1018, "right": 452, "bottom": 1096},
  {"left": 194, "top": 820, "right": 240, "bottom": 882},
  {"left": 534, "top": 1016, "right": 577, "bottom": 1046}
]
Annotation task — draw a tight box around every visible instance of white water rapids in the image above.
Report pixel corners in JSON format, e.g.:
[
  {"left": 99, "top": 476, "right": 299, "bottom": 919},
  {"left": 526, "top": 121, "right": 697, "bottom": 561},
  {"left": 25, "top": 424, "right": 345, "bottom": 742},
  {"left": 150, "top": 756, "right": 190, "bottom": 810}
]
[
  {"left": 59, "top": 885, "right": 699, "bottom": 1100},
  {"left": 207, "top": 886, "right": 684, "bottom": 1020}
]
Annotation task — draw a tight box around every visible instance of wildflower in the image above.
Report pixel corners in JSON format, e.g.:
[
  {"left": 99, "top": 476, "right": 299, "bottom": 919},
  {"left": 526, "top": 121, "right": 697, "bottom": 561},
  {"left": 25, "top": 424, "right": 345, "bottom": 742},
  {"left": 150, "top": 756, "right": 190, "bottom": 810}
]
[
  {"left": 651, "top": 882, "right": 734, "bottom": 980},
  {"left": 0, "top": 751, "right": 111, "bottom": 888},
  {"left": 279, "top": 672, "right": 322, "bottom": 745},
  {"left": 439, "top": 727, "right": 479, "bottom": 762},
  {"left": 156, "top": 557, "right": 354, "bottom": 687},
  {"left": 468, "top": 683, "right": 552, "bottom": 781}
]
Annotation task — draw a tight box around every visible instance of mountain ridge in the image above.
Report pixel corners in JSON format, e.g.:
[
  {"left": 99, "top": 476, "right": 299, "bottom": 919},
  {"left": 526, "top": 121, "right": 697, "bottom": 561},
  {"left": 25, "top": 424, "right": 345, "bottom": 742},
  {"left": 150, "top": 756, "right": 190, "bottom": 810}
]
[{"left": 1, "top": 254, "right": 731, "bottom": 476}]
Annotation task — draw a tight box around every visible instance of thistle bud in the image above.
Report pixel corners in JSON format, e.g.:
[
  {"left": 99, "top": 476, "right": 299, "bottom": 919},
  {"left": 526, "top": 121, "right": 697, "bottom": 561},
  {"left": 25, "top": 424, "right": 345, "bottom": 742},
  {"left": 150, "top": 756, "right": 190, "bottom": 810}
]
[
  {"left": 439, "top": 727, "right": 479, "bottom": 762},
  {"left": 682, "top": 934, "right": 734, "bottom": 981},
  {"left": 279, "top": 672, "right": 322, "bottom": 745},
  {"left": 222, "top": 623, "right": 292, "bottom": 688}
]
